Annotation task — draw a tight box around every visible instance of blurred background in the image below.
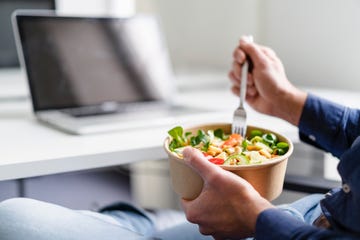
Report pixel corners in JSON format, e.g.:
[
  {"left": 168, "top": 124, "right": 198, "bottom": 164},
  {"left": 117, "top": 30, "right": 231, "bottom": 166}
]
[
  {"left": 0, "top": 0, "right": 357, "bottom": 210},
  {"left": 137, "top": 0, "right": 360, "bottom": 91},
  {"left": 3, "top": 0, "right": 360, "bottom": 91}
]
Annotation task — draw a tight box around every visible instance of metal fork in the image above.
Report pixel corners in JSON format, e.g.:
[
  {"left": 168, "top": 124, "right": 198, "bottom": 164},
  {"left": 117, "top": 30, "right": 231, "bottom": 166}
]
[{"left": 232, "top": 36, "right": 253, "bottom": 137}]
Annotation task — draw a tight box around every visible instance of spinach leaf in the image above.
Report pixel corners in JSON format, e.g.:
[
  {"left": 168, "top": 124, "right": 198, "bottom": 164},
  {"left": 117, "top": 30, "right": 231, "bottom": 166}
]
[
  {"left": 189, "top": 130, "right": 210, "bottom": 151},
  {"left": 168, "top": 126, "right": 187, "bottom": 151},
  {"left": 214, "top": 128, "right": 227, "bottom": 140}
]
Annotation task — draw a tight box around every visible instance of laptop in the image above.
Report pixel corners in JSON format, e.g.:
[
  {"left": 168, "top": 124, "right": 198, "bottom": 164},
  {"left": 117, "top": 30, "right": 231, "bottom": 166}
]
[{"left": 13, "top": 11, "right": 223, "bottom": 135}]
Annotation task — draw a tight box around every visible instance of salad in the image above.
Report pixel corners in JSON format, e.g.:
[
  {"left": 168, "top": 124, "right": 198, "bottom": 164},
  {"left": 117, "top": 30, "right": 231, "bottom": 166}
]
[{"left": 167, "top": 126, "right": 289, "bottom": 165}]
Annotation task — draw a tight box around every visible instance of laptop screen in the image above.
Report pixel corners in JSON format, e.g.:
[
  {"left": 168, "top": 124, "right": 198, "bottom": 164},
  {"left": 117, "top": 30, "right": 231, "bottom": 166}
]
[{"left": 15, "top": 13, "right": 175, "bottom": 111}]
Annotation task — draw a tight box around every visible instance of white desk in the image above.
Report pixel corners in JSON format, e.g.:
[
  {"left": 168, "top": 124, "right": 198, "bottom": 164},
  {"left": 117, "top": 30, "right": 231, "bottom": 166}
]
[
  {"left": 0, "top": 70, "right": 233, "bottom": 181},
  {"left": 0, "top": 98, "right": 228, "bottom": 181},
  {"left": 0, "top": 91, "right": 291, "bottom": 180},
  {"left": 0, "top": 70, "right": 358, "bottom": 181}
]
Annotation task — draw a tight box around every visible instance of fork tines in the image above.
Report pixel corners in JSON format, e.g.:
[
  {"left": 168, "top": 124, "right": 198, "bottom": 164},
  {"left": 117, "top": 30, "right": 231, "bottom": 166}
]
[{"left": 232, "top": 108, "right": 247, "bottom": 137}]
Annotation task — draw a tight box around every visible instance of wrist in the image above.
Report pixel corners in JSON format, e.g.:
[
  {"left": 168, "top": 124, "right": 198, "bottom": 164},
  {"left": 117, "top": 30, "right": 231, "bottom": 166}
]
[
  {"left": 275, "top": 87, "right": 307, "bottom": 126},
  {"left": 242, "top": 196, "right": 275, "bottom": 234}
]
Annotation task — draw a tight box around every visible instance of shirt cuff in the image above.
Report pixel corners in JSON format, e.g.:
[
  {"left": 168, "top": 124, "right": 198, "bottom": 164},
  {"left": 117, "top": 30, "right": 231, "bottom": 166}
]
[
  {"left": 255, "top": 208, "right": 307, "bottom": 240},
  {"left": 298, "top": 93, "right": 346, "bottom": 157}
]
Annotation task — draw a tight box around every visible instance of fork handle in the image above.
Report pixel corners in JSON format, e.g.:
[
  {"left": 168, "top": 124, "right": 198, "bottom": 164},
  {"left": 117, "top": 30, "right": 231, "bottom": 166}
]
[
  {"left": 239, "top": 60, "right": 248, "bottom": 108},
  {"left": 239, "top": 35, "right": 253, "bottom": 108}
]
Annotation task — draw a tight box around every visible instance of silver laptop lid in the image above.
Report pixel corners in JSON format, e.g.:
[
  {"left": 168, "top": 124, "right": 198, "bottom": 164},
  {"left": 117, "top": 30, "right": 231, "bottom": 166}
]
[{"left": 13, "top": 11, "right": 176, "bottom": 115}]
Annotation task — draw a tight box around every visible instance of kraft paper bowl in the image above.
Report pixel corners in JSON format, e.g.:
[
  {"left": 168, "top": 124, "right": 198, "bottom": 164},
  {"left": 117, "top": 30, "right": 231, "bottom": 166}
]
[{"left": 164, "top": 123, "right": 293, "bottom": 201}]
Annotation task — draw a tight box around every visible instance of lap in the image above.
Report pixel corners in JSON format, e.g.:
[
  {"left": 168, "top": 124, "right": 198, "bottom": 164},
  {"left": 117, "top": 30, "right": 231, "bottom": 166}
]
[
  {"left": 0, "top": 194, "right": 324, "bottom": 240},
  {"left": 0, "top": 198, "right": 148, "bottom": 240},
  {"left": 277, "top": 193, "right": 324, "bottom": 224}
]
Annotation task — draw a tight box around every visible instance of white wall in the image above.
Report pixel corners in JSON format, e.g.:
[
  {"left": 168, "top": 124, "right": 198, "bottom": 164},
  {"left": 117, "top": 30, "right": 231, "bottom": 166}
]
[
  {"left": 54, "top": 0, "right": 360, "bottom": 90},
  {"left": 56, "top": 0, "right": 135, "bottom": 16},
  {"left": 136, "top": 0, "right": 360, "bottom": 91},
  {"left": 261, "top": 0, "right": 360, "bottom": 90},
  {"left": 136, "top": 0, "right": 260, "bottom": 73}
]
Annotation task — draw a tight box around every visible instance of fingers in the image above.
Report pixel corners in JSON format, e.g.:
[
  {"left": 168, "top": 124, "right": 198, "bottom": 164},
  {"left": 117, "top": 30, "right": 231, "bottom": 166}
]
[
  {"left": 229, "top": 71, "right": 256, "bottom": 97},
  {"left": 230, "top": 37, "right": 270, "bottom": 94},
  {"left": 231, "top": 61, "right": 242, "bottom": 80},
  {"left": 233, "top": 45, "right": 246, "bottom": 64},
  {"left": 183, "top": 147, "right": 221, "bottom": 181},
  {"left": 234, "top": 36, "right": 275, "bottom": 70},
  {"left": 239, "top": 37, "right": 268, "bottom": 68},
  {"left": 246, "top": 74, "right": 257, "bottom": 97}
]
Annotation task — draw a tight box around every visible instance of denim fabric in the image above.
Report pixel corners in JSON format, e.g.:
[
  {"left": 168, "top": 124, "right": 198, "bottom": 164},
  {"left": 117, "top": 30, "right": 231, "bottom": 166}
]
[
  {"left": 0, "top": 197, "right": 209, "bottom": 240},
  {"left": 0, "top": 198, "right": 147, "bottom": 240},
  {"left": 277, "top": 193, "right": 324, "bottom": 224},
  {"left": 0, "top": 195, "right": 326, "bottom": 240}
]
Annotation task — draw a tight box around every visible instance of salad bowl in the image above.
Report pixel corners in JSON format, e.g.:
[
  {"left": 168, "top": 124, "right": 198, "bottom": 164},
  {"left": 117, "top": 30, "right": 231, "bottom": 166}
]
[{"left": 163, "top": 123, "right": 293, "bottom": 201}]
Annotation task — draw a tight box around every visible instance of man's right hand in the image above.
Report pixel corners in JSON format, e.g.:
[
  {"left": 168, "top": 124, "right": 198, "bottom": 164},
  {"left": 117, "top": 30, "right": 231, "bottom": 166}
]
[{"left": 228, "top": 36, "right": 307, "bottom": 126}]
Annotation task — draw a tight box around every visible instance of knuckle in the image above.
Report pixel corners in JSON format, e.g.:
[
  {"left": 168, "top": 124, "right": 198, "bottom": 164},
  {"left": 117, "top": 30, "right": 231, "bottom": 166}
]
[
  {"left": 198, "top": 226, "right": 212, "bottom": 236},
  {"left": 185, "top": 210, "right": 199, "bottom": 223},
  {"left": 206, "top": 171, "right": 224, "bottom": 185}
]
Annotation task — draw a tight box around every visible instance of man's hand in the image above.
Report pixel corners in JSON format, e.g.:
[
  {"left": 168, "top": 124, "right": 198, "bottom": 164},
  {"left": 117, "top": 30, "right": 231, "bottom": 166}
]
[
  {"left": 229, "top": 36, "right": 307, "bottom": 126},
  {"left": 181, "top": 147, "right": 274, "bottom": 240}
]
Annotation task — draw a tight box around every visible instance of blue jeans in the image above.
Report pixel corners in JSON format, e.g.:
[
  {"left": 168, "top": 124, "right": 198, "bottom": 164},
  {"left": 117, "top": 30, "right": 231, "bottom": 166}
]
[{"left": 0, "top": 194, "right": 324, "bottom": 240}]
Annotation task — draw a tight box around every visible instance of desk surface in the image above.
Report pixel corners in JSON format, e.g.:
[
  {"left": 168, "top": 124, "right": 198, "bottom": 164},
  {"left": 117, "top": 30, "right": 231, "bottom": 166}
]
[{"left": 0, "top": 70, "right": 359, "bottom": 181}]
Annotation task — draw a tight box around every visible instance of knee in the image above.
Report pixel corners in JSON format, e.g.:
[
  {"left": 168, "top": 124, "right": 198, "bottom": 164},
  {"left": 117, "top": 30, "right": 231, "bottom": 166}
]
[
  {"left": 0, "top": 198, "right": 37, "bottom": 221},
  {"left": 0, "top": 197, "right": 40, "bottom": 215},
  {"left": 0, "top": 198, "right": 58, "bottom": 240},
  {"left": 0, "top": 197, "right": 56, "bottom": 221},
  {"left": 0, "top": 197, "right": 30, "bottom": 214},
  {"left": 0, "top": 198, "right": 44, "bottom": 231}
]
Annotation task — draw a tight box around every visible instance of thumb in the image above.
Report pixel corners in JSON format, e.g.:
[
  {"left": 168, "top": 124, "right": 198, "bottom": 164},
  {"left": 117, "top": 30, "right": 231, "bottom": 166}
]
[{"left": 183, "top": 147, "right": 222, "bottom": 181}]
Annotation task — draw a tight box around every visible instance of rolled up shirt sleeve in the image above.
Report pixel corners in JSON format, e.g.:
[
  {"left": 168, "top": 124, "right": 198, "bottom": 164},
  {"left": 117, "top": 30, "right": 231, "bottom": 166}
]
[
  {"left": 254, "top": 93, "right": 360, "bottom": 239},
  {"left": 298, "top": 93, "right": 360, "bottom": 158},
  {"left": 258, "top": 93, "right": 360, "bottom": 238}
]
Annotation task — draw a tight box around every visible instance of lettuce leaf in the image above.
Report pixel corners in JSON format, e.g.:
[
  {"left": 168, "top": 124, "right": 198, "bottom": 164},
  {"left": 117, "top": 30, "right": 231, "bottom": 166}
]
[{"left": 168, "top": 126, "right": 187, "bottom": 151}]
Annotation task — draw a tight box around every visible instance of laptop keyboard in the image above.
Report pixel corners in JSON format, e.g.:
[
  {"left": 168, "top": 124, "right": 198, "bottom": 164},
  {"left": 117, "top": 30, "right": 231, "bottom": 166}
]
[
  {"left": 61, "top": 108, "right": 118, "bottom": 118},
  {"left": 60, "top": 103, "right": 176, "bottom": 118},
  {"left": 60, "top": 104, "right": 199, "bottom": 119}
]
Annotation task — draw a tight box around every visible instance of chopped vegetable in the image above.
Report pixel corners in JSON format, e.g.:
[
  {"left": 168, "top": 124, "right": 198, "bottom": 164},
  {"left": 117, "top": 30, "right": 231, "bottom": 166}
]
[
  {"left": 168, "top": 127, "right": 289, "bottom": 165},
  {"left": 168, "top": 126, "right": 187, "bottom": 151},
  {"left": 208, "top": 158, "right": 225, "bottom": 165}
]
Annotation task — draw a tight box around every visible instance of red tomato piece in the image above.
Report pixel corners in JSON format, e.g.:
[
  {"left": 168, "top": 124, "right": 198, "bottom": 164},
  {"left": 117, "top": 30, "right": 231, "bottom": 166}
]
[
  {"left": 202, "top": 152, "right": 212, "bottom": 159},
  {"left": 230, "top": 133, "right": 242, "bottom": 141},
  {"left": 203, "top": 152, "right": 210, "bottom": 157},
  {"left": 222, "top": 138, "right": 237, "bottom": 147},
  {"left": 221, "top": 133, "right": 242, "bottom": 147},
  {"left": 208, "top": 158, "right": 224, "bottom": 165}
]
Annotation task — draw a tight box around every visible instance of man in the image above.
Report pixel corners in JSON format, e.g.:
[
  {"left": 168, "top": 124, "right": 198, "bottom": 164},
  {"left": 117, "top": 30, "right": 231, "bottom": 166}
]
[
  {"left": 181, "top": 36, "right": 360, "bottom": 239},
  {"left": 0, "top": 37, "right": 359, "bottom": 239}
]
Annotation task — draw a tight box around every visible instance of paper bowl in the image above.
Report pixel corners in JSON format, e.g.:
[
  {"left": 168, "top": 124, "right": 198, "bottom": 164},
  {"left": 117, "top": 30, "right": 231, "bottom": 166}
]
[{"left": 164, "top": 123, "right": 293, "bottom": 201}]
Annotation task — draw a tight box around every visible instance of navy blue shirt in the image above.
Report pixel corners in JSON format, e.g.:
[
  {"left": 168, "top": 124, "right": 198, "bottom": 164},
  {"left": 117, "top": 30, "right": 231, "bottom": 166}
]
[{"left": 255, "top": 94, "right": 360, "bottom": 239}]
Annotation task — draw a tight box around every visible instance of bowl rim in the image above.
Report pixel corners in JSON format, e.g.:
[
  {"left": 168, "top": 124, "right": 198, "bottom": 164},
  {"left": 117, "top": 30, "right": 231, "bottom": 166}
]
[{"left": 163, "top": 123, "right": 294, "bottom": 170}]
